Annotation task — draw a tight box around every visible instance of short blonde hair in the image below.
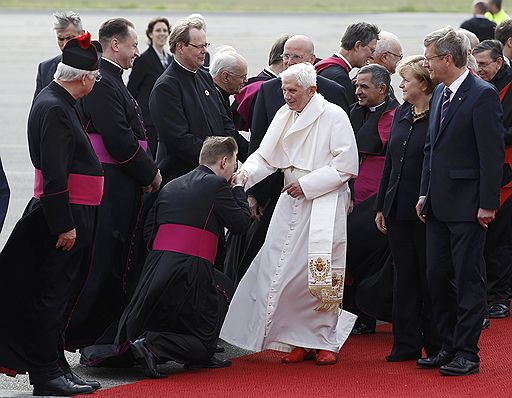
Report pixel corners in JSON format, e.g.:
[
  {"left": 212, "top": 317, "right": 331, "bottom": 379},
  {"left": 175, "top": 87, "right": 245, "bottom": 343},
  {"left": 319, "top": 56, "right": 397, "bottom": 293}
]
[
  {"left": 397, "top": 55, "right": 436, "bottom": 95},
  {"left": 199, "top": 136, "right": 238, "bottom": 165}
]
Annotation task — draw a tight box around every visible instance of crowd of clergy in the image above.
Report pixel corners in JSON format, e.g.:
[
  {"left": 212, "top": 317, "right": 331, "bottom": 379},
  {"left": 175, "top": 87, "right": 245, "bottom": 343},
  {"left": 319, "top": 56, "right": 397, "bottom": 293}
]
[{"left": 0, "top": 0, "right": 512, "bottom": 395}]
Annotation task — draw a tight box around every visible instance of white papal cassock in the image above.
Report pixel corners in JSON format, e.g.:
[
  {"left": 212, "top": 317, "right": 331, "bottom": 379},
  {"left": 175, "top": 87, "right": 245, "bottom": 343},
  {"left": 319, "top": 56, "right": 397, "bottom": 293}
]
[{"left": 220, "top": 93, "right": 360, "bottom": 353}]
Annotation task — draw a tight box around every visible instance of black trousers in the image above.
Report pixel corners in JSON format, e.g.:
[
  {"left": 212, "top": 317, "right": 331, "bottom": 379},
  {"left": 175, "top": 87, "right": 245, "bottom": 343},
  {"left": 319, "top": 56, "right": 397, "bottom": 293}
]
[
  {"left": 426, "top": 215, "right": 486, "bottom": 362},
  {"left": 387, "top": 218, "right": 439, "bottom": 357},
  {"left": 485, "top": 195, "right": 512, "bottom": 305}
]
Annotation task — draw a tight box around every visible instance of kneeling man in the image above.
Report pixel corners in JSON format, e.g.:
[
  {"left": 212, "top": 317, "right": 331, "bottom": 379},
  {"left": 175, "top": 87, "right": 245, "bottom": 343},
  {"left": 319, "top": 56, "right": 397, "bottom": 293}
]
[
  {"left": 221, "top": 63, "right": 359, "bottom": 365},
  {"left": 81, "top": 137, "right": 251, "bottom": 377}
]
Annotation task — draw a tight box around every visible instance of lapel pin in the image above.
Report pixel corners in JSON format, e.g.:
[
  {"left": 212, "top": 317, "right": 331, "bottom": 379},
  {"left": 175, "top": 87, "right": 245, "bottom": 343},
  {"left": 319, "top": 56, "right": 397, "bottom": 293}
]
[
  {"left": 458, "top": 97, "right": 461, "bottom": 101},
  {"left": 205, "top": 89, "right": 210, "bottom": 96}
]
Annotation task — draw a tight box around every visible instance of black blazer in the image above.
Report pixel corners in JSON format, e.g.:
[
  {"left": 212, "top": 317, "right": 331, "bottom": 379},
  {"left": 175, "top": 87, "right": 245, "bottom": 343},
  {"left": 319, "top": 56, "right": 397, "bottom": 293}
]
[
  {"left": 33, "top": 54, "right": 61, "bottom": 100},
  {"left": 420, "top": 72, "right": 505, "bottom": 221},
  {"left": 127, "top": 47, "right": 171, "bottom": 128},
  {"left": 376, "top": 103, "right": 428, "bottom": 220},
  {"left": 317, "top": 62, "right": 356, "bottom": 105},
  {"left": 460, "top": 17, "right": 496, "bottom": 42}
]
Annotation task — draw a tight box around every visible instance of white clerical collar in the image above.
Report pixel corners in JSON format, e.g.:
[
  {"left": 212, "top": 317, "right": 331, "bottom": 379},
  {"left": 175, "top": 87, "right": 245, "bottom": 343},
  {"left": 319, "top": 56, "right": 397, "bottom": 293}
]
[
  {"left": 102, "top": 56, "right": 123, "bottom": 70},
  {"left": 174, "top": 58, "right": 198, "bottom": 73},
  {"left": 446, "top": 69, "right": 469, "bottom": 100},
  {"left": 369, "top": 101, "right": 386, "bottom": 112},
  {"left": 334, "top": 52, "right": 353, "bottom": 70},
  {"left": 264, "top": 67, "right": 279, "bottom": 78},
  {"left": 505, "top": 56, "right": 511, "bottom": 66}
]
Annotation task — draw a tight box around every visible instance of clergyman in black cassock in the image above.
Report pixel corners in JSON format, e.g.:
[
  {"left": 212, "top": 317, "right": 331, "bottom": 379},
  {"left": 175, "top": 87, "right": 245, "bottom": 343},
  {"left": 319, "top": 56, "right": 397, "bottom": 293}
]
[
  {"left": 0, "top": 35, "right": 103, "bottom": 396},
  {"left": 149, "top": 18, "right": 242, "bottom": 184},
  {"left": 80, "top": 137, "right": 251, "bottom": 377},
  {"left": 67, "top": 19, "right": 160, "bottom": 349}
]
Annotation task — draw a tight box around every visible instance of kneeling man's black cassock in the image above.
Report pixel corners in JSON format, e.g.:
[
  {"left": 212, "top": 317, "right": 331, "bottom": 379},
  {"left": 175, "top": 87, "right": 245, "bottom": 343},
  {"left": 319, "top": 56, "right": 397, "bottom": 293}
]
[{"left": 80, "top": 165, "right": 250, "bottom": 366}]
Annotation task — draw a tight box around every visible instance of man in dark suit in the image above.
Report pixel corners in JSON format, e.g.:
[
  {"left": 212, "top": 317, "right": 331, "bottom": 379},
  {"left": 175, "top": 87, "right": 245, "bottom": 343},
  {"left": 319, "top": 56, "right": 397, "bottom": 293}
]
[
  {"left": 33, "top": 11, "right": 84, "bottom": 100},
  {"left": 149, "top": 17, "right": 240, "bottom": 184},
  {"left": 315, "top": 22, "right": 380, "bottom": 105},
  {"left": 416, "top": 26, "right": 504, "bottom": 376},
  {"left": 226, "top": 35, "right": 349, "bottom": 284},
  {"left": 460, "top": 1, "right": 497, "bottom": 42}
]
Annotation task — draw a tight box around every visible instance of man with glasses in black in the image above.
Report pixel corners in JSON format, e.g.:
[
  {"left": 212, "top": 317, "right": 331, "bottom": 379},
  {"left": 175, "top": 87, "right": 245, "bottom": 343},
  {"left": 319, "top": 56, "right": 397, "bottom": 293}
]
[{"left": 150, "top": 16, "right": 240, "bottom": 184}]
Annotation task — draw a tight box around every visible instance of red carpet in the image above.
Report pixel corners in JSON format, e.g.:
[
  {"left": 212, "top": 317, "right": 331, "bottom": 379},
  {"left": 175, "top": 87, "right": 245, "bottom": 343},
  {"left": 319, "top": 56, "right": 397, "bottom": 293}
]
[{"left": 95, "top": 318, "right": 512, "bottom": 398}]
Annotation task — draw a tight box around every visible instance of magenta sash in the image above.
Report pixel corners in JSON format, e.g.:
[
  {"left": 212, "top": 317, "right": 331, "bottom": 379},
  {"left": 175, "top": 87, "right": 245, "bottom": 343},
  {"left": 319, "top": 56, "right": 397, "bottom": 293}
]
[
  {"left": 314, "top": 56, "right": 350, "bottom": 74},
  {"left": 34, "top": 169, "right": 104, "bottom": 206},
  {"left": 87, "top": 133, "right": 148, "bottom": 164},
  {"left": 152, "top": 223, "right": 218, "bottom": 264}
]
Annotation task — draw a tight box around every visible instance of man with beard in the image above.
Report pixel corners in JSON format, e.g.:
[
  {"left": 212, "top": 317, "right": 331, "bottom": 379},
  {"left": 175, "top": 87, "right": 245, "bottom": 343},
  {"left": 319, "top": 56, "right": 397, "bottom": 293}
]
[
  {"left": 67, "top": 18, "right": 161, "bottom": 349},
  {"left": 472, "top": 39, "right": 512, "bottom": 319}
]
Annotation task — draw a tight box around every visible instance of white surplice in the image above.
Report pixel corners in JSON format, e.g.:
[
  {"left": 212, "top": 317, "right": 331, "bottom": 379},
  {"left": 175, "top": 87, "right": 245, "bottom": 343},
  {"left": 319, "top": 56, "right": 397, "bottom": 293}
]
[{"left": 220, "top": 93, "right": 359, "bottom": 353}]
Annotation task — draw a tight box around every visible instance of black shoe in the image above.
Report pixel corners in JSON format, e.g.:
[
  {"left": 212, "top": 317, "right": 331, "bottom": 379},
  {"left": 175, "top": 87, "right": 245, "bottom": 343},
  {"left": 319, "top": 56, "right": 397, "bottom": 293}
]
[
  {"left": 439, "top": 356, "right": 480, "bottom": 376},
  {"left": 416, "top": 350, "right": 454, "bottom": 369},
  {"left": 130, "top": 338, "right": 166, "bottom": 379},
  {"left": 350, "top": 323, "right": 376, "bottom": 335},
  {"left": 214, "top": 345, "right": 225, "bottom": 353},
  {"left": 33, "top": 375, "right": 94, "bottom": 396},
  {"left": 488, "top": 303, "right": 510, "bottom": 319},
  {"left": 386, "top": 352, "right": 421, "bottom": 362},
  {"left": 482, "top": 317, "right": 491, "bottom": 329},
  {"left": 185, "top": 356, "right": 232, "bottom": 370},
  {"left": 65, "top": 371, "right": 101, "bottom": 391}
]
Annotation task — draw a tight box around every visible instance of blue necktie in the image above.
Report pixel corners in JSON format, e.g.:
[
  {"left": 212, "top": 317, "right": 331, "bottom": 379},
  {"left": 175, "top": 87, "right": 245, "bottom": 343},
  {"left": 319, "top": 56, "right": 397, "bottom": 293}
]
[{"left": 439, "top": 86, "right": 452, "bottom": 127}]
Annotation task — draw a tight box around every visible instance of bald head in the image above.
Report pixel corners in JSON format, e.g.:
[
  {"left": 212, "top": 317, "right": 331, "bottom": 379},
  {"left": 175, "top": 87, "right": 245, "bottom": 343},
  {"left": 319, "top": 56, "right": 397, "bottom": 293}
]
[
  {"left": 282, "top": 35, "right": 316, "bottom": 69},
  {"left": 369, "top": 31, "right": 403, "bottom": 74}
]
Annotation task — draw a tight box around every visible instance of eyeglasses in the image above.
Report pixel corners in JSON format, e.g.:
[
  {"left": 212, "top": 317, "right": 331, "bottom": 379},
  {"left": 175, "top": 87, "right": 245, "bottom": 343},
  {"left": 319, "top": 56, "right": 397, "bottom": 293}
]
[
  {"left": 280, "top": 53, "right": 305, "bottom": 61},
  {"left": 386, "top": 51, "right": 403, "bottom": 60},
  {"left": 423, "top": 54, "right": 447, "bottom": 63},
  {"left": 227, "top": 71, "right": 248, "bottom": 80},
  {"left": 186, "top": 42, "right": 210, "bottom": 50},
  {"left": 477, "top": 60, "right": 498, "bottom": 69}
]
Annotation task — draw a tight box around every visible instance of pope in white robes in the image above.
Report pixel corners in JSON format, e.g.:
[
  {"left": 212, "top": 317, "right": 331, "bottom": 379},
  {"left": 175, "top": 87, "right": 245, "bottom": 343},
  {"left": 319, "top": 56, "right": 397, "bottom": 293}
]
[{"left": 220, "top": 63, "right": 359, "bottom": 365}]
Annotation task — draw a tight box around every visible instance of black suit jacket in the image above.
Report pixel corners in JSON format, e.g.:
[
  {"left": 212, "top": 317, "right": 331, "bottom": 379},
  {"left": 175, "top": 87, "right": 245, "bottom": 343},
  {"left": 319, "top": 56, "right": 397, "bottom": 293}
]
[
  {"left": 420, "top": 72, "right": 504, "bottom": 221},
  {"left": 127, "top": 47, "right": 171, "bottom": 128},
  {"left": 33, "top": 54, "right": 61, "bottom": 100},
  {"left": 460, "top": 16, "right": 496, "bottom": 42},
  {"left": 376, "top": 103, "right": 428, "bottom": 220},
  {"left": 149, "top": 60, "right": 238, "bottom": 183},
  {"left": 317, "top": 62, "right": 356, "bottom": 105},
  {"left": 248, "top": 75, "right": 349, "bottom": 204}
]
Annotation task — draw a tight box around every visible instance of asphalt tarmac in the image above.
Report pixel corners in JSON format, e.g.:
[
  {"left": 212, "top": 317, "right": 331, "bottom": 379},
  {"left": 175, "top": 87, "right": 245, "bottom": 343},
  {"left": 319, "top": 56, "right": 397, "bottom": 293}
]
[{"left": 0, "top": 10, "right": 467, "bottom": 397}]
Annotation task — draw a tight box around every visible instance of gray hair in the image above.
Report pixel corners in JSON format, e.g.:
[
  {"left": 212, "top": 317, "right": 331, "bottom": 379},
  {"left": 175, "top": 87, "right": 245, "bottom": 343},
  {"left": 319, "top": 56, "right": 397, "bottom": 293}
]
[
  {"left": 279, "top": 62, "right": 317, "bottom": 88},
  {"left": 54, "top": 62, "right": 95, "bottom": 82},
  {"left": 187, "top": 13, "right": 207, "bottom": 31},
  {"left": 424, "top": 26, "right": 468, "bottom": 68},
  {"left": 210, "top": 49, "right": 246, "bottom": 78},
  {"left": 53, "top": 11, "right": 83, "bottom": 33},
  {"left": 373, "top": 31, "right": 401, "bottom": 55},
  {"left": 358, "top": 64, "right": 391, "bottom": 94}
]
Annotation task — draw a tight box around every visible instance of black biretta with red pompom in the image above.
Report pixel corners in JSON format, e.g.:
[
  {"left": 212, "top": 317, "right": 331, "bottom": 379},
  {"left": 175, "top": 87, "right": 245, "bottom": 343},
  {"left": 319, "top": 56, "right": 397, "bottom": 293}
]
[{"left": 62, "top": 31, "right": 102, "bottom": 71}]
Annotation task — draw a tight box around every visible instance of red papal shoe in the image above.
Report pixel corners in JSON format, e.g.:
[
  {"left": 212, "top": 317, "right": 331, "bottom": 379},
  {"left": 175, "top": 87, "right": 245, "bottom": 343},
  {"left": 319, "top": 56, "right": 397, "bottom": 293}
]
[
  {"left": 316, "top": 350, "right": 338, "bottom": 365},
  {"left": 281, "top": 347, "right": 316, "bottom": 363}
]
